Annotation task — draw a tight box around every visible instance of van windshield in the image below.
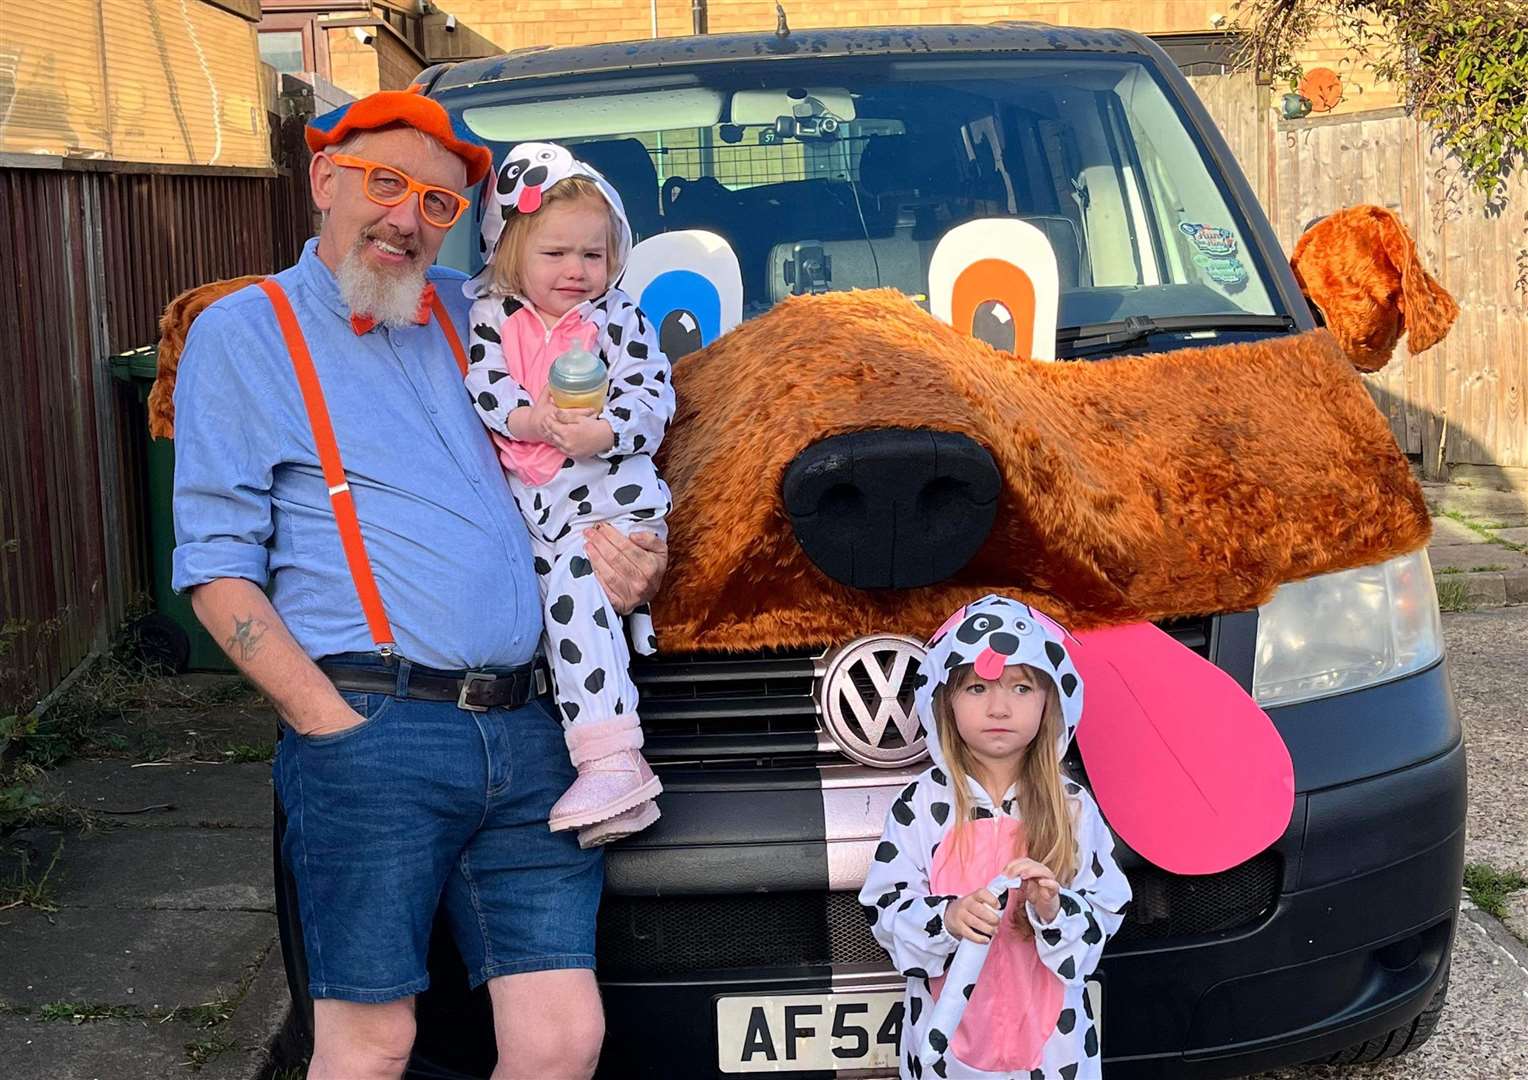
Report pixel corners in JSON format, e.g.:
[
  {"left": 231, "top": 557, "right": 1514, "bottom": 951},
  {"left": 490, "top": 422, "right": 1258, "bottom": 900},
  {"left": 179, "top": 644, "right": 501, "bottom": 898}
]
[{"left": 451, "top": 54, "right": 1279, "bottom": 333}]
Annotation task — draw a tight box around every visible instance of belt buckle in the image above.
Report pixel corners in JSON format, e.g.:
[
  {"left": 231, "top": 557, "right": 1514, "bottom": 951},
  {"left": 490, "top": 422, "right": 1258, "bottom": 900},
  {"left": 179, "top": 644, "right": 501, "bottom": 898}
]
[{"left": 457, "top": 671, "right": 495, "bottom": 712}]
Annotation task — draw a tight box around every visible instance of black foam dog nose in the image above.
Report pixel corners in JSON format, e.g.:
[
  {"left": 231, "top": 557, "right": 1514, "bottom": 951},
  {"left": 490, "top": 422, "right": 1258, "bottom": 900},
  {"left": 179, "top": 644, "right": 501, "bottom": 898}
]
[{"left": 782, "top": 428, "right": 1001, "bottom": 589}]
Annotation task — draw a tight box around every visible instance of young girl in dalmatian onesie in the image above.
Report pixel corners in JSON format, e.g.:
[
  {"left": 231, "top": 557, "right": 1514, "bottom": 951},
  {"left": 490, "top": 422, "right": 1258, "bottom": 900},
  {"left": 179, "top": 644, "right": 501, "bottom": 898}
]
[
  {"left": 463, "top": 143, "right": 673, "bottom": 848},
  {"left": 859, "top": 595, "right": 1131, "bottom": 1079}
]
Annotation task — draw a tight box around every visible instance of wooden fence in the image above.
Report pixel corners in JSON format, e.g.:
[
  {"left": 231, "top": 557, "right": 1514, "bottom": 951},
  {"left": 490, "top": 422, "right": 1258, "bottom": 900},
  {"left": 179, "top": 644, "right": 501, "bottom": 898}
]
[
  {"left": 0, "top": 125, "right": 314, "bottom": 713},
  {"left": 1190, "top": 74, "right": 1528, "bottom": 475}
]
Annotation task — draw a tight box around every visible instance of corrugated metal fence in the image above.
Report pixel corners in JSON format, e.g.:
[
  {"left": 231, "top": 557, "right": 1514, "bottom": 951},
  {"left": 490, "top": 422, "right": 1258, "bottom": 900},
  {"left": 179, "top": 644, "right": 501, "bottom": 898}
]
[
  {"left": 0, "top": 154, "right": 312, "bottom": 711},
  {"left": 1190, "top": 74, "right": 1528, "bottom": 475}
]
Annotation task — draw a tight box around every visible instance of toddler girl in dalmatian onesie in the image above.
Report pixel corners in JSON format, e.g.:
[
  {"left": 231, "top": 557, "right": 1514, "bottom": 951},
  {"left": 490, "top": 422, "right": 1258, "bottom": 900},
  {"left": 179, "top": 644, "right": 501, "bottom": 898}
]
[
  {"left": 859, "top": 595, "right": 1131, "bottom": 1079},
  {"left": 463, "top": 142, "right": 673, "bottom": 848}
]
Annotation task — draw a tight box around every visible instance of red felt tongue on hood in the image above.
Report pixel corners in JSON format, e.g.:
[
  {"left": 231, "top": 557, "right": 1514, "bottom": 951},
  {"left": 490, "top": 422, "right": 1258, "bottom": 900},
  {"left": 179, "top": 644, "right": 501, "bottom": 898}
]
[
  {"left": 517, "top": 186, "right": 543, "bottom": 214},
  {"left": 973, "top": 647, "right": 1008, "bottom": 680}
]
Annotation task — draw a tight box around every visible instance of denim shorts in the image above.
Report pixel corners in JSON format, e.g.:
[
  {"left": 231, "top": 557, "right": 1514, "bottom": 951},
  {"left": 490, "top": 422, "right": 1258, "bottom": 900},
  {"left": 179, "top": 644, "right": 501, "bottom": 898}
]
[{"left": 274, "top": 678, "right": 603, "bottom": 1003}]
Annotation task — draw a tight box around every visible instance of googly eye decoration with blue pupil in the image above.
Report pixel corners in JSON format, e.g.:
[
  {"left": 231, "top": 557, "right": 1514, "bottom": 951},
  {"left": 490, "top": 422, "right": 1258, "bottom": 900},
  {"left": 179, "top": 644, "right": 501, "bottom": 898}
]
[
  {"left": 620, "top": 230, "right": 744, "bottom": 361},
  {"left": 640, "top": 270, "right": 720, "bottom": 360}
]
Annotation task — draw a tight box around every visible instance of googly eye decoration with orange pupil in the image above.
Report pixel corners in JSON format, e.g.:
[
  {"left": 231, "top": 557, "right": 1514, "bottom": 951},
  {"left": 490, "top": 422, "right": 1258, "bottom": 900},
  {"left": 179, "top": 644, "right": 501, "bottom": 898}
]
[
  {"left": 620, "top": 231, "right": 743, "bottom": 360},
  {"left": 929, "top": 219, "right": 1060, "bottom": 361}
]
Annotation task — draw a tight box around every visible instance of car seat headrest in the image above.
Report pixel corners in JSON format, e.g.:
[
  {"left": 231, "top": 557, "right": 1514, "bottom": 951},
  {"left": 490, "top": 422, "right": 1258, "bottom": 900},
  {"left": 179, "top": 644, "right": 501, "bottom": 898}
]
[{"left": 573, "top": 138, "right": 662, "bottom": 242}]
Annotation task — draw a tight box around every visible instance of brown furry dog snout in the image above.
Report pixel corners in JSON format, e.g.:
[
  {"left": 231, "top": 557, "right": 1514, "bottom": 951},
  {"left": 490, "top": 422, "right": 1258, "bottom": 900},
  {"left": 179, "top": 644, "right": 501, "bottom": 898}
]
[{"left": 781, "top": 428, "right": 1001, "bottom": 589}]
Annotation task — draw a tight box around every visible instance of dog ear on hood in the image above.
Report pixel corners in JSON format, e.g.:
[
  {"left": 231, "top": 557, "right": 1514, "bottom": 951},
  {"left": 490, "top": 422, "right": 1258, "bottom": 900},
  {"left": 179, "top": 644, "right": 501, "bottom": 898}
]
[{"left": 1290, "top": 205, "right": 1458, "bottom": 372}]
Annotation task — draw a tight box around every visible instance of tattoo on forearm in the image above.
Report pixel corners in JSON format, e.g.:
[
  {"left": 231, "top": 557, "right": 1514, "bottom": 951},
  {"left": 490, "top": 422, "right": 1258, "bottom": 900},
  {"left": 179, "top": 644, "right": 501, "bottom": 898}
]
[{"left": 226, "top": 614, "right": 269, "bottom": 662}]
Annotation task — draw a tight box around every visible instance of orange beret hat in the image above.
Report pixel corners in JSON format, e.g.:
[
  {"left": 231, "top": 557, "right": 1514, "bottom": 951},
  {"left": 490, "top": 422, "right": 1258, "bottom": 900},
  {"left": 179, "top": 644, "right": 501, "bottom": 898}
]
[{"left": 305, "top": 85, "right": 492, "bottom": 186}]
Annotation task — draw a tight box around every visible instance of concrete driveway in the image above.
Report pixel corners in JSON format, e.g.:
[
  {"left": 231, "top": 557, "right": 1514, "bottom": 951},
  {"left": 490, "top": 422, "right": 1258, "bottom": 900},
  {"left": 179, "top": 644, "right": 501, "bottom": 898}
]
[{"left": 1247, "top": 606, "right": 1528, "bottom": 1080}]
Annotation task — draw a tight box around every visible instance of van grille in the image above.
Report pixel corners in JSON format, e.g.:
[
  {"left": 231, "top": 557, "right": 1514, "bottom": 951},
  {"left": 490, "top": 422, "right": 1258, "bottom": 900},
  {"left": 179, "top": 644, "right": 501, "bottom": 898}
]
[
  {"left": 597, "top": 851, "right": 1279, "bottom": 977},
  {"left": 632, "top": 616, "right": 1215, "bottom": 766},
  {"left": 633, "top": 652, "right": 824, "bottom": 764}
]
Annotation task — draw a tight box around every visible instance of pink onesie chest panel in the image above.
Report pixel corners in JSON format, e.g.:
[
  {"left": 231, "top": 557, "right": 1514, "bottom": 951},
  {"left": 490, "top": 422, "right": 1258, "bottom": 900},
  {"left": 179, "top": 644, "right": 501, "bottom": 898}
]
[{"left": 929, "top": 815, "right": 1064, "bottom": 1072}]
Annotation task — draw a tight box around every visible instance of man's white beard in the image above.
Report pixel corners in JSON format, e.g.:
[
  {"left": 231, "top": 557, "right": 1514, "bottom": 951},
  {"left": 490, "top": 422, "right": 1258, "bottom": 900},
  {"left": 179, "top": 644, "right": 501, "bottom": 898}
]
[{"left": 335, "top": 237, "right": 427, "bottom": 328}]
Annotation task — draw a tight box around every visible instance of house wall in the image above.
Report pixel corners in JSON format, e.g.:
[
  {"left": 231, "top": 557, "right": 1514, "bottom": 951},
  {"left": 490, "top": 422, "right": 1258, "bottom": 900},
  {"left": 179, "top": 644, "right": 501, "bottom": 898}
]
[
  {"left": 321, "top": 22, "right": 423, "bottom": 98},
  {"left": 428, "top": 0, "right": 1398, "bottom": 115},
  {"left": 0, "top": 0, "right": 272, "bottom": 166}
]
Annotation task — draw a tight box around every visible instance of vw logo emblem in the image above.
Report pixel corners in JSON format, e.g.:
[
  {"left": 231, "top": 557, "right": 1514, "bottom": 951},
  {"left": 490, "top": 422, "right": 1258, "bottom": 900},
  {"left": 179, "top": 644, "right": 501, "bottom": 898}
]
[{"left": 818, "top": 635, "right": 929, "bottom": 768}]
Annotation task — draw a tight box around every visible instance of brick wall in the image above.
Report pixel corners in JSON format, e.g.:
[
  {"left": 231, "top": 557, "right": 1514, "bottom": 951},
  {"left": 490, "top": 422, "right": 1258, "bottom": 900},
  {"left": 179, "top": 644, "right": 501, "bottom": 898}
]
[
  {"left": 322, "top": 25, "right": 425, "bottom": 100},
  {"left": 325, "top": 29, "right": 381, "bottom": 98},
  {"left": 435, "top": 0, "right": 1227, "bottom": 48},
  {"left": 433, "top": 0, "right": 1396, "bottom": 116},
  {"left": 437, "top": 0, "right": 693, "bottom": 50}
]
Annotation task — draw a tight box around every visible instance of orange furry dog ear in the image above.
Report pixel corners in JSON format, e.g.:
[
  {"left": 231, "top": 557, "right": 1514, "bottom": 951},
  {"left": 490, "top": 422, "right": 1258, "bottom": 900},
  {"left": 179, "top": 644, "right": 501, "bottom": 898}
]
[
  {"left": 1375, "top": 208, "right": 1458, "bottom": 356},
  {"left": 1290, "top": 205, "right": 1458, "bottom": 372},
  {"left": 148, "top": 275, "right": 267, "bottom": 438}
]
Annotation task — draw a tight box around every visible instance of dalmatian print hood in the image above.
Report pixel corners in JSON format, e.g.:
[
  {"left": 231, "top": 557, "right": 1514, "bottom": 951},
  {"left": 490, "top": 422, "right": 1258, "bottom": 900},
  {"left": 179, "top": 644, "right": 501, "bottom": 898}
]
[
  {"left": 464, "top": 141, "right": 634, "bottom": 301},
  {"left": 915, "top": 594, "right": 1085, "bottom": 780}
]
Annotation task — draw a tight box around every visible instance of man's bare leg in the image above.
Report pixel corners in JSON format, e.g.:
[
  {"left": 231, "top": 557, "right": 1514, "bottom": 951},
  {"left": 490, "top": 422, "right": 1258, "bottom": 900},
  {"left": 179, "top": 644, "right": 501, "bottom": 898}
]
[
  {"left": 310, "top": 998, "right": 417, "bottom": 1080},
  {"left": 487, "top": 969, "right": 604, "bottom": 1080}
]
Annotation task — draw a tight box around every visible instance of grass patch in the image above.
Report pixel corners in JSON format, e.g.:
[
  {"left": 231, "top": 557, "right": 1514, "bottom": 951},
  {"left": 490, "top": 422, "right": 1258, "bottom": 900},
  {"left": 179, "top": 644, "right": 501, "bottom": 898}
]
[
  {"left": 183, "top": 1030, "right": 236, "bottom": 1070},
  {"left": 29, "top": 995, "right": 233, "bottom": 1026},
  {"left": 223, "top": 741, "right": 274, "bottom": 764},
  {"left": 1468, "top": 564, "right": 1509, "bottom": 573},
  {"left": 1436, "top": 566, "right": 1461, "bottom": 575},
  {"left": 36, "top": 1001, "right": 140, "bottom": 1024},
  {"left": 1465, "top": 862, "right": 1528, "bottom": 919},
  {"left": 1435, "top": 578, "right": 1473, "bottom": 613},
  {"left": 0, "top": 838, "right": 63, "bottom": 912}
]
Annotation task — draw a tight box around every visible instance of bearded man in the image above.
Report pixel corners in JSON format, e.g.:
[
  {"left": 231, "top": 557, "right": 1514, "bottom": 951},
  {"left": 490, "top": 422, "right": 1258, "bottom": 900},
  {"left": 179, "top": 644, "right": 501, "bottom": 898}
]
[{"left": 170, "top": 89, "right": 665, "bottom": 1080}]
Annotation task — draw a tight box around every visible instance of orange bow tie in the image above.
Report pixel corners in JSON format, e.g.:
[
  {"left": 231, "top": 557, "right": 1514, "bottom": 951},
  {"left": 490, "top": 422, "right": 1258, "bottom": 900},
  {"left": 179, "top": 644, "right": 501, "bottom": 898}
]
[{"left": 350, "top": 283, "right": 438, "bottom": 335}]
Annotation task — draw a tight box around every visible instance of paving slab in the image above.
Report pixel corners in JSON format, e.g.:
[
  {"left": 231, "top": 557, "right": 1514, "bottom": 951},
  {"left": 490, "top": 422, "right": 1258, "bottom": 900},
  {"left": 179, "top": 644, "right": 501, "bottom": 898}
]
[
  {"left": 1447, "top": 464, "right": 1528, "bottom": 496},
  {"left": 1428, "top": 515, "right": 1489, "bottom": 546},
  {"left": 35, "top": 761, "right": 272, "bottom": 830},
  {"left": 1243, "top": 901, "right": 1528, "bottom": 1079},
  {"left": 1427, "top": 544, "right": 1528, "bottom": 574},
  {"left": 1435, "top": 571, "right": 1509, "bottom": 609},
  {"left": 1444, "top": 608, "right": 1528, "bottom": 876},
  {"left": 0, "top": 907, "right": 276, "bottom": 1009},
  {"left": 1423, "top": 486, "right": 1528, "bottom": 527},
  {"left": 8, "top": 826, "right": 274, "bottom": 912},
  {"left": 1491, "top": 526, "right": 1528, "bottom": 547},
  {"left": 0, "top": 1013, "right": 198, "bottom": 1080},
  {"left": 200, "top": 939, "right": 294, "bottom": 1080},
  {"left": 1507, "top": 570, "right": 1528, "bottom": 606}
]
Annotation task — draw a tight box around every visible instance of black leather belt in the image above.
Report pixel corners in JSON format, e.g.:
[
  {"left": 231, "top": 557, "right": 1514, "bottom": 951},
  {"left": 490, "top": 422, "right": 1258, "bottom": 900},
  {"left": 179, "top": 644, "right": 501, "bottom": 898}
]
[{"left": 319, "top": 656, "right": 550, "bottom": 712}]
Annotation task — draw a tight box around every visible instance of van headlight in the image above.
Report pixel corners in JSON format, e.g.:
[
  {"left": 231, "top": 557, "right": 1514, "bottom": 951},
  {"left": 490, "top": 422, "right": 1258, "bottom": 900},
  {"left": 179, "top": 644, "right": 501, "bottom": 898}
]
[{"left": 1252, "top": 550, "right": 1444, "bottom": 708}]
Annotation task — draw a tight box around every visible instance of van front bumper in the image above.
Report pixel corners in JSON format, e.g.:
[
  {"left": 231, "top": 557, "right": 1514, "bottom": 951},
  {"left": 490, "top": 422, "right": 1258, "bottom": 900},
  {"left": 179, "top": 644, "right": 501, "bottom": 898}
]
[{"left": 399, "top": 662, "right": 1465, "bottom": 1079}]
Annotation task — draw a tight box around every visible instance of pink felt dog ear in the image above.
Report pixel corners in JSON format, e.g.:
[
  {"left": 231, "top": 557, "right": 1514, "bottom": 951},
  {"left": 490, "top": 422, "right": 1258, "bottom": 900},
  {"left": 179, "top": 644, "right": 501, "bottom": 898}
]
[{"left": 1069, "top": 623, "right": 1294, "bottom": 875}]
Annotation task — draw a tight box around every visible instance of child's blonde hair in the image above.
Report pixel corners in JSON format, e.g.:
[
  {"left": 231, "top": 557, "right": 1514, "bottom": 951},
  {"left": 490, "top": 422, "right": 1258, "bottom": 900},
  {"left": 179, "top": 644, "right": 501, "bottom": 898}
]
[
  {"left": 934, "top": 663, "right": 1078, "bottom": 929},
  {"left": 489, "top": 175, "right": 623, "bottom": 297}
]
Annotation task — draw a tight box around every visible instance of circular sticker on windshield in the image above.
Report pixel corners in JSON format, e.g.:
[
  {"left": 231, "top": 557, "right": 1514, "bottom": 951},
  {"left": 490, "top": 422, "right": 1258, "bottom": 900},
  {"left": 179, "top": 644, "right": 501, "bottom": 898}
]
[{"left": 1181, "top": 222, "right": 1248, "bottom": 292}]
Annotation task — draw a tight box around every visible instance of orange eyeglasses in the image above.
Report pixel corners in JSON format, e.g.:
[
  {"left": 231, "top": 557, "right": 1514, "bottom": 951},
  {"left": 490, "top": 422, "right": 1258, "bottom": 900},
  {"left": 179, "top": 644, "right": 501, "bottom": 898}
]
[{"left": 328, "top": 154, "right": 471, "bottom": 228}]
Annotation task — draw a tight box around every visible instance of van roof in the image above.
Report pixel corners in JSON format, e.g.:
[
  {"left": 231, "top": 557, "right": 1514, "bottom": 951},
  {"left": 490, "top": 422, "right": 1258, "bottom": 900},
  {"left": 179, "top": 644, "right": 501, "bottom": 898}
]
[{"left": 424, "top": 22, "right": 1153, "bottom": 96}]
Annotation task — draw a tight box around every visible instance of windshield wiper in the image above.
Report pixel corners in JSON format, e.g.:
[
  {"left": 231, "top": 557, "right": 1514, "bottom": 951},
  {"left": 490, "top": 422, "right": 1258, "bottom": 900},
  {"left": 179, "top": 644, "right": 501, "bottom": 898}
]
[{"left": 1057, "top": 314, "right": 1297, "bottom": 356}]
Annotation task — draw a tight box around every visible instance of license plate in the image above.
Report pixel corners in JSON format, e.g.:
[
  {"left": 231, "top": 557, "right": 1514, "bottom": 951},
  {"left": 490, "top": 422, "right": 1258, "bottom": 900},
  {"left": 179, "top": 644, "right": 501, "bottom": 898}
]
[
  {"left": 715, "top": 981, "right": 1102, "bottom": 1073},
  {"left": 717, "top": 990, "right": 903, "bottom": 1072}
]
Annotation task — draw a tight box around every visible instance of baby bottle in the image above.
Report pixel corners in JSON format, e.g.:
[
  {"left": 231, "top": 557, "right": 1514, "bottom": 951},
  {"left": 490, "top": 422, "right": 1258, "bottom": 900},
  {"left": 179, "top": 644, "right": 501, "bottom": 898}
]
[{"left": 547, "top": 345, "right": 609, "bottom": 410}]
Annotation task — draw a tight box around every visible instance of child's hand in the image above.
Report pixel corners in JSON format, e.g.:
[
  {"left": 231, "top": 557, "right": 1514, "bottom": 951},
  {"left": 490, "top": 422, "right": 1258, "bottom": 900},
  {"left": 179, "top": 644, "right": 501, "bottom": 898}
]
[
  {"left": 548, "top": 412, "right": 614, "bottom": 459},
  {"left": 1002, "top": 857, "right": 1062, "bottom": 923},
  {"left": 945, "top": 889, "right": 1002, "bottom": 943},
  {"left": 509, "top": 386, "right": 564, "bottom": 444},
  {"left": 511, "top": 388, "right": 614, "bottom": 458}
]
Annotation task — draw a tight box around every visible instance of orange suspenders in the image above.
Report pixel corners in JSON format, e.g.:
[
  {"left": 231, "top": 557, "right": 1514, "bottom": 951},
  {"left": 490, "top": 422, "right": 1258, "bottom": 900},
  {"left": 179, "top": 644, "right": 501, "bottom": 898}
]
[{"left": 257, "top": 278, "right": 471, "bottom": 656}]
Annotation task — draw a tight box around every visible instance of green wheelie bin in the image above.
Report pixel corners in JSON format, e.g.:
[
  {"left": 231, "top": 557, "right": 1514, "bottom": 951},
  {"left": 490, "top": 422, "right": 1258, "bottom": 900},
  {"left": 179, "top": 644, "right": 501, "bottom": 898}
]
[{"left": 109, "top": 346, "right": 233, "bottom": 673}]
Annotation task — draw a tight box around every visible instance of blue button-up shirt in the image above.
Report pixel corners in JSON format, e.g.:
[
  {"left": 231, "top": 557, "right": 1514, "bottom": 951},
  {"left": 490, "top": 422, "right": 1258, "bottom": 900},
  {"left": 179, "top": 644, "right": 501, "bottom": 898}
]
[{"left": 171, "top": 238, "right": 543, "bottom": 669}]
